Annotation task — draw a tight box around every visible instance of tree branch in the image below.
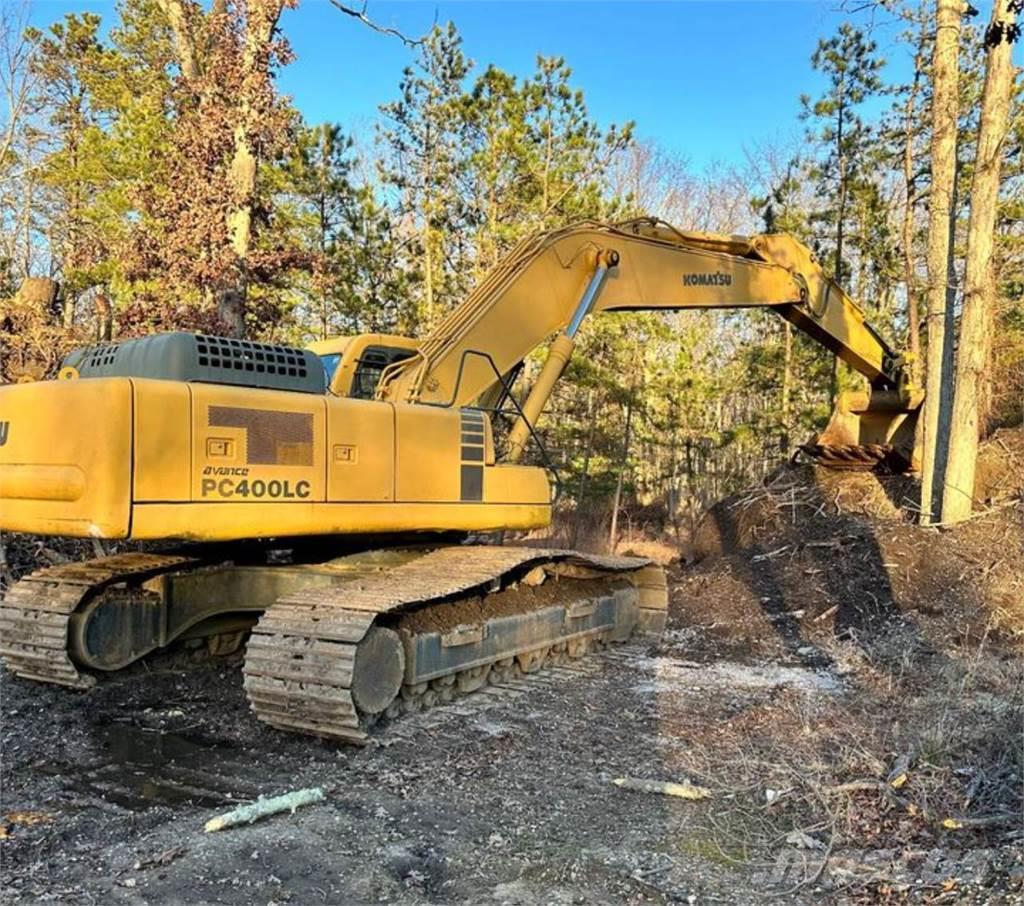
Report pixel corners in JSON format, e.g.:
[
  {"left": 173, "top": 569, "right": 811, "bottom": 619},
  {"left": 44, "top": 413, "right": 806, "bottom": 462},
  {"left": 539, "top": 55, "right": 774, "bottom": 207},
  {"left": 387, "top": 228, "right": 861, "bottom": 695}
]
[
  {"left": 328, "top": 1, "right": 428, "bottom": 47},
  {"left": 154, "top": 0, "right": 201, "bottom": 81}
]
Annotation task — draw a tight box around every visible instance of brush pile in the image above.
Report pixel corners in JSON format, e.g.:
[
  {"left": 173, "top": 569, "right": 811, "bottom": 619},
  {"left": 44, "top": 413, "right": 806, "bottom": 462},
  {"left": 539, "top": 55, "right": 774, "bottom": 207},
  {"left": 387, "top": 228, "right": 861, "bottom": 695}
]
[{"left": 660, "top": 428, "right": 1023, "bottom": 899}]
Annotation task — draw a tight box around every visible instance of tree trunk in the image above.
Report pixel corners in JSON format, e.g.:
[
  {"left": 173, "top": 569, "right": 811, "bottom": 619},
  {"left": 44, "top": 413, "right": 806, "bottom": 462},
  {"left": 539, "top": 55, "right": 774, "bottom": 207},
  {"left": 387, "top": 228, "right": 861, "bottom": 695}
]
[
  {"left": 831, "top": 92, "right": 847, "bottom": 407},
  {"left": 608, "top": 395, "right": 634, "bottom": 553},
  {"left": 222, "top": 114, "right": 256, "bottom": 336},
  {"left": 62, "top": 294, "right": 76, "bottom": 330},
  {"left": 156, "top": 0, "right": 201, "bottom": 81},
  {"left": 93, "top": 291, "right": 112, "bottom": 341},
  {"left": 16, "top": 277, "right": 59, "bottom": 316},
  {"left": 157, "top": 0, "right": 283, "bottom": 338},
  {"left": 221, "top": 1, "right": 284, "bottom": 338},
  {"left": 919, "top": 0, "right": 963, "bottom": 524},
  {"left": 571, "top": 388, "right": 597, "bottom": 549},
  {"left": 781, "top": 320, "right": 792, "bottom": 453},
  {"left": 940, "top": 0, "right": 1017, "bottom": 524},
  {"left": 901, "top": 33, "right": 926, "bottom": 385},
  {"left": 422, "top": 221, "right": 434, "bottom": 327}
]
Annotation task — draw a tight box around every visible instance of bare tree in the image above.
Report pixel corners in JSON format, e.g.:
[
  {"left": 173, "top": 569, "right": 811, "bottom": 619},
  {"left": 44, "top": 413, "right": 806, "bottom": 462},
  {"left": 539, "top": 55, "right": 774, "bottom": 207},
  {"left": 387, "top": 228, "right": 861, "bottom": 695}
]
[
  {"left": 941, "top": 0, "right": 1019, "bottom": 523},
  {"left": 919, "top": 0, "right": 964, "bottom": 524},
  {"left": 328, "top": 0, "right": 427, "bottom": 47},
  {"left": 0, "top": 2, "right": 42, "bottom": 287},
  {"left": 898, "top": 3, "right": 929, "bottom": 384}
]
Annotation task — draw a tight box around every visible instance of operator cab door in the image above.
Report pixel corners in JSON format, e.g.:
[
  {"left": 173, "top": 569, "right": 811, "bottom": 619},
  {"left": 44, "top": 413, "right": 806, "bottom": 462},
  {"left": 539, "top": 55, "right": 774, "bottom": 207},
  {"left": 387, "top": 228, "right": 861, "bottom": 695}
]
[{"left": 326, "top": 396, "right": 395, "bottom": 502}]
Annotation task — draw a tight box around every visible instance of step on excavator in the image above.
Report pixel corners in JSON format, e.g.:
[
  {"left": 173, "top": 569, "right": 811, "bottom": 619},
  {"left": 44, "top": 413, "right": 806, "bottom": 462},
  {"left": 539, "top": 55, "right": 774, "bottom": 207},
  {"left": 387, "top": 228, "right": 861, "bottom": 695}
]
[{"left": 0, "top": 218, "right": 922, "bottom": 743}]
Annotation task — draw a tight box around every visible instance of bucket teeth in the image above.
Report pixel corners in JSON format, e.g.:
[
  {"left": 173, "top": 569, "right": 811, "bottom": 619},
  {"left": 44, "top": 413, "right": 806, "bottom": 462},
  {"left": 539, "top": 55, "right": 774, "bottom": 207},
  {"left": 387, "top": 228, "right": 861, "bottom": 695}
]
[
  {"left": 800, "top": 443, "right": 909, "bottom": 473},
  {"left": 813, "top": 387, "right": 924, "bottom": 474}
]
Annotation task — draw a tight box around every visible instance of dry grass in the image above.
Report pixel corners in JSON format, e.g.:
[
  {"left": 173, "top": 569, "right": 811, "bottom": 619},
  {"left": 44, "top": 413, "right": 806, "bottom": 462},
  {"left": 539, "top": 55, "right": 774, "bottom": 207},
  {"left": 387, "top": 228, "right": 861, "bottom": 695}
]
[{"left": 663, "top": 631, "right": 1022, "bottom": 896}]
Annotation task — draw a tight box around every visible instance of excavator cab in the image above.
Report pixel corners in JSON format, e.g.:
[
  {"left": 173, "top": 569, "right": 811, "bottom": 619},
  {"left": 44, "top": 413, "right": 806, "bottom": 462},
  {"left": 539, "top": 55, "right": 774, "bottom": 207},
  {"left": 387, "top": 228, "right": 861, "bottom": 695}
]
[{"left": 307, "top": 334, "right": 419, "bottom": 399}]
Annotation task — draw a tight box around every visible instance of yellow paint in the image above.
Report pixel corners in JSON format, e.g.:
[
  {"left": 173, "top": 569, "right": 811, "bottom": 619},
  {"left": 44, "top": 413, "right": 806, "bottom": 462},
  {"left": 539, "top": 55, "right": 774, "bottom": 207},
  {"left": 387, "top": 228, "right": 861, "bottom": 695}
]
[
  {"left": 130, "top": 501, "right": 549, "bottom": 541},
  {"left": 0, "top": 218, "right": 921, "bottom": 544},
  {"left": 506, "top": 333, "right": 575, "bottom": 462},
  {"left": 0, "top": 378, "right": 131, "bottom": 537},
  {"left": 381, "top": 218, "right": 913, "bottom": 407},
  {"left": 134, "top": 379, "right": 190, "bottom": 502},
  {"left": 0, "top": 372, "right": 550, "bottom": 540},
  {"left": 309, "top": 334, "right": 418, "bottom": 397},
  {"left": 188, "top": 383, "right": 327, "bottom": 503},
  {"left": 484, "top": 465, "right": 551, "bottom": 505},
  {"left": 394, "top": 404, "right": 462, "bottom": 502},
  {"left": 0, "top": 464, "right": 85, "bottom": 501},
  {"left": 327, "top": 397, "right": 393, "bottom": 502}
]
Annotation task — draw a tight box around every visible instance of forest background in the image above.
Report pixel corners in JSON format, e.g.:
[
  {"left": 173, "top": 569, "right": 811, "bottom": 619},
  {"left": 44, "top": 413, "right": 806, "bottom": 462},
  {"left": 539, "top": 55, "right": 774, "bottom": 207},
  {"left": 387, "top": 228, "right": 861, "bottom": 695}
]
[{"left": 0, "top": 0, "right": 1020, "bottom": 541}]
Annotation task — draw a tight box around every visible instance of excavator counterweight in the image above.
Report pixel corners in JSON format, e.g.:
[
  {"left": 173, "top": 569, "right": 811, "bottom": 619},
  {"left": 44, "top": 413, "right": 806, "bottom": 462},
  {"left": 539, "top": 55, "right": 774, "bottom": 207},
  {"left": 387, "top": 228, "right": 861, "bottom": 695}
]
[{"left": 0, "top": 217, "right": 920, "bottom": 743}]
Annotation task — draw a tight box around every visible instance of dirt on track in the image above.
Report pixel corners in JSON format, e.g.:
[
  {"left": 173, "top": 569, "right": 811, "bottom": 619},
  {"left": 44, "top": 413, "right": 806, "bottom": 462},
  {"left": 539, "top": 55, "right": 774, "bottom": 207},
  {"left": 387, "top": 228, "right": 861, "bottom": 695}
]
[{"left": 2, "top": 454, "right": 1023, "bottom": 905}]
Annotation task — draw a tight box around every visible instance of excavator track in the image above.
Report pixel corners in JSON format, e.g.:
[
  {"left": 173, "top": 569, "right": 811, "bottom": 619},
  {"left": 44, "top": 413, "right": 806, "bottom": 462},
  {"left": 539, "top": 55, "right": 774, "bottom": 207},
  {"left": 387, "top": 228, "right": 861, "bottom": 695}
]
[
  {"left": 0, "top": 546, "right": 666, "bottom": 744},
  {"left": 243, "top": 544, "right": 667, "bottom": 741},
  {"left": 0, "top": 552, "right": 198, "bottom": 688},
  {"left": 243, "top": 546, "right": 667, "bottom": 744}
]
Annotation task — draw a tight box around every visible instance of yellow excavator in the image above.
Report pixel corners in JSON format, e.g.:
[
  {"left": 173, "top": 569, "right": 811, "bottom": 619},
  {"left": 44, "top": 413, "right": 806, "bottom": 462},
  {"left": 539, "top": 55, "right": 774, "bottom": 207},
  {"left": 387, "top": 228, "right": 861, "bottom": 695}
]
[{"left": 0, "top": 218, "right": 922, "bottom": 743}]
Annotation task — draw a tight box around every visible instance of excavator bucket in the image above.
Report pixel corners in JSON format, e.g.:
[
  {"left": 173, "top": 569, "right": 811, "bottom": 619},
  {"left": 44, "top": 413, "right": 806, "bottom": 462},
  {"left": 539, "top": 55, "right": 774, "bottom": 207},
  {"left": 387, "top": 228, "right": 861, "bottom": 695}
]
[{"left": 802, "top": 388, "right": 924, "bottom": 473}]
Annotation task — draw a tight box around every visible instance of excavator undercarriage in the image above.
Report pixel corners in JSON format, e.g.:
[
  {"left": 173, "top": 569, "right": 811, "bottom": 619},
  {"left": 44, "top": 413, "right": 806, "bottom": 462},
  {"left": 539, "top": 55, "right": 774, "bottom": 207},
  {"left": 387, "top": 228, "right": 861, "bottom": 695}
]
[{"left": 0, "top": 546, "right": 668, "bottom": 742}]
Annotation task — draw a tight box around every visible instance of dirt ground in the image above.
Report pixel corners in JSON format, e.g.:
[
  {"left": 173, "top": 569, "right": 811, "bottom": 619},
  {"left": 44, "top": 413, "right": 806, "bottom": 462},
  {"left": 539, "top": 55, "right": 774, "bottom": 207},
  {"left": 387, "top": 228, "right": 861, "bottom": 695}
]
[{"left": 2, "top": 453, "right": 1022, "bottom": 904}]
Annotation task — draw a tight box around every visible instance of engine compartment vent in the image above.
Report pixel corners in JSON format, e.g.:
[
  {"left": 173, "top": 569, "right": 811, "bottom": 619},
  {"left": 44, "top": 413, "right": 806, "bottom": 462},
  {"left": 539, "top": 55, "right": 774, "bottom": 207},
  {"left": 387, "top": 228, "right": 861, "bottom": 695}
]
[{"left": 63, "top": 332, "right": 326, "bottom": 395}]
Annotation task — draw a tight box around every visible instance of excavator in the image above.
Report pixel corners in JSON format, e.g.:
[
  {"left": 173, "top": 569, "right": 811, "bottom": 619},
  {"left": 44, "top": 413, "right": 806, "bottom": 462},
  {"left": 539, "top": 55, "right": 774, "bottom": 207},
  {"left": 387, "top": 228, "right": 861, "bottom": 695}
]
[{"left": 0, "top": 218, "right": 922, "bottom": 744}]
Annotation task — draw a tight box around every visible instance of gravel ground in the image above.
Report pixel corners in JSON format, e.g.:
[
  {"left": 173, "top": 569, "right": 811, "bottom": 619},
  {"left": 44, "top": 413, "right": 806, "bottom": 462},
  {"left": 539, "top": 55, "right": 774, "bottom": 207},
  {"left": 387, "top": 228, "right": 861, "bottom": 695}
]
[
  {"left": 3, "top": 625, "right": 1019, "bottom": 904},
  {"left": 2, "top": 639, "right": 812, "bottom": 905}
]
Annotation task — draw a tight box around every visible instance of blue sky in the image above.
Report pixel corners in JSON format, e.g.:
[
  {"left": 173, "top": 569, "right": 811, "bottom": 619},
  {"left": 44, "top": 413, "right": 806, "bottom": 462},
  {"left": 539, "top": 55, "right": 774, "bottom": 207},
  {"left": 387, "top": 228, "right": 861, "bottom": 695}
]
[{"left": 29, "top": 0, "right": 934, "bottom": 167}]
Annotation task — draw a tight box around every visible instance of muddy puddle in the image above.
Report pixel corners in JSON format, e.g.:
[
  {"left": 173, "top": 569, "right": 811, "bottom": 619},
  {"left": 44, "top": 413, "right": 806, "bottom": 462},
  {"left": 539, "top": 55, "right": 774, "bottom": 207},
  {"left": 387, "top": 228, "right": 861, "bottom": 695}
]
[{"left": 40, "top": 723, "right": 261, "bottom": 811}]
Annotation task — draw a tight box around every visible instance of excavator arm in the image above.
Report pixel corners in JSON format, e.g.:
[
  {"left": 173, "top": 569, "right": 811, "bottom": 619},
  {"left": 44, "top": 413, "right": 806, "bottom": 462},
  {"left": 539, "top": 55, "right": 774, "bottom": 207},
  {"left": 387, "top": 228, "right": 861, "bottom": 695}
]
[
  {"left": 379, "top": 218, "right": 908, "bottom": 404},
  {"left": 378, "top": 217, "right": 921, "bottom": 471}
]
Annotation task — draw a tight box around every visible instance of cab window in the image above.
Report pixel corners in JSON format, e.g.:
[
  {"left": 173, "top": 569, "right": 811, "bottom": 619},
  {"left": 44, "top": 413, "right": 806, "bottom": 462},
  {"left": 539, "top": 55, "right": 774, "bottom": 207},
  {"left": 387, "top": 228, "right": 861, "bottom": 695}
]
[
  {"left": 319, "top": 353, "right": 342, "bottom": 388},
  {"left": 351, "top": 346, "right": 416, "bottom": 399}
]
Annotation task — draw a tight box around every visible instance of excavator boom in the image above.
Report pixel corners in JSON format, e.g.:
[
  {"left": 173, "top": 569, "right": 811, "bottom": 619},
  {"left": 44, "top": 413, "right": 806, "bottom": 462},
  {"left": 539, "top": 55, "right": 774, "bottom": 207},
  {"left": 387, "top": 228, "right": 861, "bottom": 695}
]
[
  {"left": 379, "top": 218, "right": 920, "bottom": 471},
  {"left": 379, "top": 218, "right": 908, "bottom": 407}
]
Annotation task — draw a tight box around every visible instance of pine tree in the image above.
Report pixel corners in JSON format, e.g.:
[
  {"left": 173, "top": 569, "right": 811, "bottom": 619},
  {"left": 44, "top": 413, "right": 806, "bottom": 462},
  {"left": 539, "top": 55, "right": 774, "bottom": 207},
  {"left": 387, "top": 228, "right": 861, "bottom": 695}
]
[
  {"left": 29, "top": 13, "right": 105, "bottom": 312},
  {"left": 463, "top": 64, "right": 529, "bottom": 276},
  {"left": 379, "top": 22, "right": 471, "bottom": 330},
  {"left": 880, "top": 0, "right": 931, "bottom": 383},
  {"left": 800, "top": 23, "right": 885, "bottom": 401},
  {"left": 278, "top": 122, "right": 357, "bottom": 339},
  {"left": 520, "top": 56, "right": 632, "bottom": 229}
]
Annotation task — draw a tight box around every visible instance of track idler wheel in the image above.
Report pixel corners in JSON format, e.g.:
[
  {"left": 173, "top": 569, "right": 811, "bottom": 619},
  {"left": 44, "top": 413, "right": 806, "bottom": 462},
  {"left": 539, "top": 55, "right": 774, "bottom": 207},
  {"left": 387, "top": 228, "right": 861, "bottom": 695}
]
[{"left": 350, "top": 627, "right": 405, "bottom": 715}]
